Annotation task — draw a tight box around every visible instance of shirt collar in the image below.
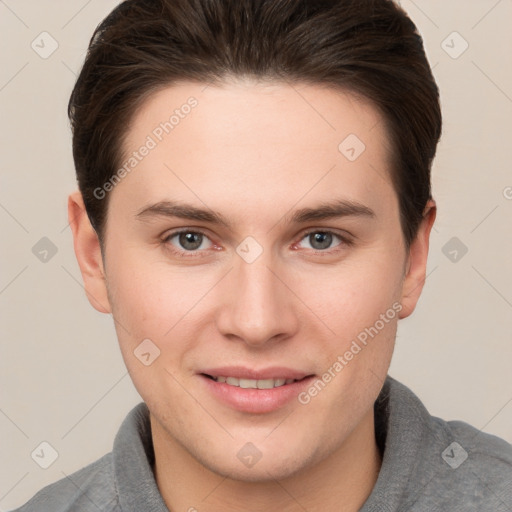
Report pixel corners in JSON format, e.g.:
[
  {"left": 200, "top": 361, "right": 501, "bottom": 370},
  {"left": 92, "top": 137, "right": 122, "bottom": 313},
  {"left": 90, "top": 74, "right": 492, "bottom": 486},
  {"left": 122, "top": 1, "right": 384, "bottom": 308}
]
[
  {"left": 113, "top": 401, "right": 170, "bottom": 512},
  {"left": 361, "top": 375, "right": 441, "bottom": 511}
]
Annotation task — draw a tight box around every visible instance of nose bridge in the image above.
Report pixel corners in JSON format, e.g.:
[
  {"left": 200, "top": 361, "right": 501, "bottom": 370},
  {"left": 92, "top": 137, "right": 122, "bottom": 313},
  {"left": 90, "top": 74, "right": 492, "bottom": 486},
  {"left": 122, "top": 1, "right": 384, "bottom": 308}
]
[{"left": 217, "top": 248, "right": 297, "bottom": 346}]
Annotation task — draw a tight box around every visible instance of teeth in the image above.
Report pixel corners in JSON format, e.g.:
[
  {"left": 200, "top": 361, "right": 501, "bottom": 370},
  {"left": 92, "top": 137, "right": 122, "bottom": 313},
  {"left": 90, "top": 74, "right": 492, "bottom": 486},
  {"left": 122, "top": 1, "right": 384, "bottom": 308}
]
[
  {"left": 213, "top": 376, "right": 297, "bottom": 388},
  {"left": 257, "top": 379, "right": 275, "bottom": 389},
  {"left": 239, "top": 378, "right": 257, "bottom": 389}
]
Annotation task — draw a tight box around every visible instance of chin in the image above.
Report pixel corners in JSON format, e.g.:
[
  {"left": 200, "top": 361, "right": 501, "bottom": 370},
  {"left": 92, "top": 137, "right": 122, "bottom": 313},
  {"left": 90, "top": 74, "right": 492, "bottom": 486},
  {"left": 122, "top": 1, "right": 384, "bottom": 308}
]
[
  {"left": 197, "top": 443, "right": 319, "bottom": 483},
  {"left": 208, "top": 462, "right": 302, "bottom": 484}
]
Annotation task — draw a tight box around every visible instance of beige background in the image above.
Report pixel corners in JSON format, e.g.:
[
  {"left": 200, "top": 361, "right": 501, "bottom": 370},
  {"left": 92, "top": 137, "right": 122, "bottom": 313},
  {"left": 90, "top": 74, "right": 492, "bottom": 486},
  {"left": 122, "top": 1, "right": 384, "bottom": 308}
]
[{"left": 1, "top": 0, "right": 511, "bottom": 509}]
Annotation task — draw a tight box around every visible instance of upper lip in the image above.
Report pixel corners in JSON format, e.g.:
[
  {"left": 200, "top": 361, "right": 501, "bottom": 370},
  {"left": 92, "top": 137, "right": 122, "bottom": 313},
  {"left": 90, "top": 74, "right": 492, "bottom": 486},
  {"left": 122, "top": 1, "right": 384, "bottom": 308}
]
[{"left": 200, "top": 366, "right": 312, "bottom": 381}]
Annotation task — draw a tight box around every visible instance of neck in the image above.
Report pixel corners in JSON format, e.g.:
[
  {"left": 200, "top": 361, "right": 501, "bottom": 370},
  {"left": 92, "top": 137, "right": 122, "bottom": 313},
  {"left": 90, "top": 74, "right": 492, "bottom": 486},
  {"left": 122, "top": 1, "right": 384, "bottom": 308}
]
[{"left": 151, "top": 408, "right": 381, "bottom": 512}]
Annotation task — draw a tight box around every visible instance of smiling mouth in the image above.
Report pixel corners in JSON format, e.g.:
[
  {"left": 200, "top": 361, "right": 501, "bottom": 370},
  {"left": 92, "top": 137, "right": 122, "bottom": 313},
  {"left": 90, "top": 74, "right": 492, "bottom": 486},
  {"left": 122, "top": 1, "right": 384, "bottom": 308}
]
[{"left": 202, "top": 374, "right": 307, "bottom": 389}]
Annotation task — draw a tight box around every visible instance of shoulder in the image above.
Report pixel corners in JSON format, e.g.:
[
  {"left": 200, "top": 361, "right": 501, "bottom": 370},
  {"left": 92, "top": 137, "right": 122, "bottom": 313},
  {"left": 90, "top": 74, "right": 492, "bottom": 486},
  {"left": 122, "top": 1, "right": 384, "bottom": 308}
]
[
  {"left": 444, "top": 416, "right": 512, "bottom": 467},
  {"left": 435, "top": 416, "right": 512, "bottom": 488},
  {"left": 10, "top": 453, "right": 120, "bottom": 512},
  {"left": 416, "top": 387, "right": 512, "bottom": 509},
  {"left": 420, "top": 416, "right": 512, "bottom": 511},
  {"left": 11, "top": 402, "right": 167, "bottom": 512},
  {"left": 373, "top": 376, "right": 512, "bottom": 511}
]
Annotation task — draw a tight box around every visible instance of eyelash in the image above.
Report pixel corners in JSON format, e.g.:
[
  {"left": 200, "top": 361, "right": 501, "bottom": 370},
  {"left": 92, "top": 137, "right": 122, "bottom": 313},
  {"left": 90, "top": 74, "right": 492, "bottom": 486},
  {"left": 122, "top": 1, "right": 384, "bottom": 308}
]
[{"left": 161, "top": 228, "right": 354, "bottom": 259}]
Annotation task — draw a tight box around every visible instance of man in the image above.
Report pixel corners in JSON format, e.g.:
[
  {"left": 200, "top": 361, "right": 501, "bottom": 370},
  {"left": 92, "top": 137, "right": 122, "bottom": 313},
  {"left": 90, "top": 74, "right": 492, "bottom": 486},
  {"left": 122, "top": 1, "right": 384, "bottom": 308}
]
[{"left": 12, "top": 0, "right": 512, "bottom": 510}]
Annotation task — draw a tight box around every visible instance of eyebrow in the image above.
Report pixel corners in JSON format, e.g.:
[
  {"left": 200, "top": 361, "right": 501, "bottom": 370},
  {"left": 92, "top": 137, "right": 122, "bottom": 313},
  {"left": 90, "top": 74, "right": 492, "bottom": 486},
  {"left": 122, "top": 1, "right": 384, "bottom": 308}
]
[{"left": 135, "top": 199, "right": 375, "bottom": 228}]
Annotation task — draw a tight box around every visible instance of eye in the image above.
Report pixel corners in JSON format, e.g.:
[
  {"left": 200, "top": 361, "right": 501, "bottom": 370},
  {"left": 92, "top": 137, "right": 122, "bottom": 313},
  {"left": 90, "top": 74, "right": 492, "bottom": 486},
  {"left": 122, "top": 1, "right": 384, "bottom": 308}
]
[
  {"left": 161, "top": 228, "right": 352, "bottom": 258},
  {"left": 295, "top": 230, "right": 350, "bottom": 252},
  {"left": 163, "top": 229, "right": 214, "bottom": 254}
]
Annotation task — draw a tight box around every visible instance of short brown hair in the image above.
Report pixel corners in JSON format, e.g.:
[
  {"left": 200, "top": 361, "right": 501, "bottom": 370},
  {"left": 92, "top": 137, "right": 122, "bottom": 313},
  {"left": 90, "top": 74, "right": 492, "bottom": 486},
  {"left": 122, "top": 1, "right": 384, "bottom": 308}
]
[{"left": 68, "top": 0, "right": 442, "bottom": 247}]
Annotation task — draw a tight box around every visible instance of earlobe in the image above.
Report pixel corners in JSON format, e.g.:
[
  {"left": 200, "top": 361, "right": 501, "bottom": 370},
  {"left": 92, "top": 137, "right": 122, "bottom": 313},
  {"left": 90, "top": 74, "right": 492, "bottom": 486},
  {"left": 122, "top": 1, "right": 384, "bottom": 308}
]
[
  {"left": 68, "top": 190, "right": 112, "bottom": 314},
  {"left": 398, "top": 199, "right": 437, "bottom": 319}
]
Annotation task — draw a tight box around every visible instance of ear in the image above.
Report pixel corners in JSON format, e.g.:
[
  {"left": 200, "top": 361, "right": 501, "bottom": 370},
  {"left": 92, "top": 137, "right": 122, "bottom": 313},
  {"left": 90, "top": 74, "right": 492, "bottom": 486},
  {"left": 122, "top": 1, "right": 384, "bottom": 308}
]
[
  {"left": 68, "top": 190, "right": 111, "bottom": 314},
  {"left": 398, "top": 199, "right": 437, "bottom": 319}
]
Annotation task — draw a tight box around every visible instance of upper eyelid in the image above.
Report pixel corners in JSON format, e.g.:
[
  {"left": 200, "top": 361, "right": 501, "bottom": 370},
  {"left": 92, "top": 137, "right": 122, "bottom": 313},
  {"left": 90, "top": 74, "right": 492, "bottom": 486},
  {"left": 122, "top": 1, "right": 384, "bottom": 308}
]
[
  {"left": 299, "top": 228, "right": 349, "bottom": 239},
  {"left": 164, "top": 228, "right": 214, "bottom": 242}
]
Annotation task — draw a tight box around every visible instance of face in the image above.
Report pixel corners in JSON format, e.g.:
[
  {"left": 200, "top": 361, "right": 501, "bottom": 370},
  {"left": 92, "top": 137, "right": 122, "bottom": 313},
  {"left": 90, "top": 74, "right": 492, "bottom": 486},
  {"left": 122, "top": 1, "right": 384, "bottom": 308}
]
[{"left": 71, "top": 79, "right": 433, "bottom": 482}]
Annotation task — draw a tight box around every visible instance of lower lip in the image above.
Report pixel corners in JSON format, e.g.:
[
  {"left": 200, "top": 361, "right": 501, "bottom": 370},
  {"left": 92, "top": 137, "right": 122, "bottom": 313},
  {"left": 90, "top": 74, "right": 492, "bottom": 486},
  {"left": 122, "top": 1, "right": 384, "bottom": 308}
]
[{"left": 199, "top": 375, "right": 316, "bottom": 414}]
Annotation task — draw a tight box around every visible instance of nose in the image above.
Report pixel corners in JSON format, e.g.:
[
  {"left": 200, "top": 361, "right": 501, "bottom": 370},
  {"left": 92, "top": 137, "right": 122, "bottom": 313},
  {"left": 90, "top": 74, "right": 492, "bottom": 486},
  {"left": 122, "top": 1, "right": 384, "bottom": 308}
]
[{"left": 215, "top": 250, "right": 300, "bottom": 348}]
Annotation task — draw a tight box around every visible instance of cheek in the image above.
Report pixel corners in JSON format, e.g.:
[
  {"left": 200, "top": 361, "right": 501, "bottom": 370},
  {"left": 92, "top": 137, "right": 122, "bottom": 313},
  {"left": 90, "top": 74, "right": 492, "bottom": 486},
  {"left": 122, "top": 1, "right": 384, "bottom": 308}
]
[
  {"left": 104, "top": 256, "right": 179, "bottom": 362},
  {"left": 106, "top": 251, "right": 204, "bottom": 332},
  {"left": 302, "top": 249, "right": 404, "bottom": 333},
  {"left": 104, "top": 249, "right": 227, "bottom": 377},
  {"left": 296, "top": 266, "right": 400, "bottom": 435},
  {"left": 301, "top": 247, "right": 404, "bottom": 393},
  {"left": 104, "top": 259, "right": 196, "bottom": 404}
]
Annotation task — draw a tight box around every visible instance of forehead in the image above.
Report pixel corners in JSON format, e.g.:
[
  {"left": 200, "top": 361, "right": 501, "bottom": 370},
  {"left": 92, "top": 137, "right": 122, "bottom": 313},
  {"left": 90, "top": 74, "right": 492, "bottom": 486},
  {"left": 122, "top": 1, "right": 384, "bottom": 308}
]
[{"left": 112, "top": 80, "right": 396, "bottom": 225}]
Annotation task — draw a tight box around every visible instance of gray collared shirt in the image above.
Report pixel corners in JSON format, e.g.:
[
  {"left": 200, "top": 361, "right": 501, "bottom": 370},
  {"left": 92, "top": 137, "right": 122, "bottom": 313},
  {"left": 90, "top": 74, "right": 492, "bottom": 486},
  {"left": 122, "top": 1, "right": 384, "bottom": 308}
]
[{"left": 11, "top": 376, "right": 512, "bottom": 511}]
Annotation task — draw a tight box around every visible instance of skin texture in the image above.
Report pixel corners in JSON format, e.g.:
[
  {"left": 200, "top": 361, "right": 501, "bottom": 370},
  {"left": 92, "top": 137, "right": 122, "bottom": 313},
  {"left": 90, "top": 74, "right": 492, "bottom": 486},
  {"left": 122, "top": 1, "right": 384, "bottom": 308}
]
[{"left": 69, "top": 79, "right": 436, "bottom": 511}]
